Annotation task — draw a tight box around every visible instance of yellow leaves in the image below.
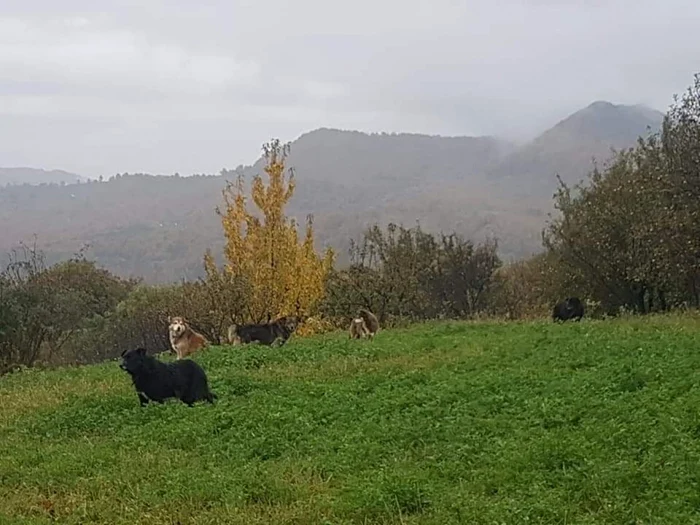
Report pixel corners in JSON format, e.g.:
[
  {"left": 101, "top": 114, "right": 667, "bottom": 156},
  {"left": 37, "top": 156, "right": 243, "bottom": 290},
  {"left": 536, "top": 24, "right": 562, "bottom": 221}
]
[
  {"left": 203, "top": 250, "right": 218, "bottom": 278},
  {"left": 295, "top": 315, "right": 335, "bottom": 337},
  {"left": 216, "top": 140, "right": 333, "bottom": 330}
]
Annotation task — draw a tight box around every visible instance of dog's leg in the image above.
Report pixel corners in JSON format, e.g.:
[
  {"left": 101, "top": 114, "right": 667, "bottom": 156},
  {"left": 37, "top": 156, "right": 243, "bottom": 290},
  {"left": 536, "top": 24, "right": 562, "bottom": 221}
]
[{"left": 137, "top": 392, "right": 149, "bottom": 407}]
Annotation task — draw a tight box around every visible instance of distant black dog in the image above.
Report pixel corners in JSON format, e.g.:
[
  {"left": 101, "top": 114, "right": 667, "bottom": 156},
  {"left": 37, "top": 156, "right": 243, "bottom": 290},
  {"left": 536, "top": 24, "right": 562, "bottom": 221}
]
[
  {"left": 119, "top": 347, "right": 216, "bottom": 407},
  {"left": 228, "top": 316, "right": 300, "bottom": 346},
  {"left": 552, "top": 297, "right": 585, "bottom": 322}
]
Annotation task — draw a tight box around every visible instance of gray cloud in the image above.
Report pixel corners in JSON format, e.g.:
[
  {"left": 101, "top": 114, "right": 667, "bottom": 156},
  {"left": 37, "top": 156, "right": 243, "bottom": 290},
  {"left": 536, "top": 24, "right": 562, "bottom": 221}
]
[{"left": 1, "top": 0, "right": 699, "bottom": 177}]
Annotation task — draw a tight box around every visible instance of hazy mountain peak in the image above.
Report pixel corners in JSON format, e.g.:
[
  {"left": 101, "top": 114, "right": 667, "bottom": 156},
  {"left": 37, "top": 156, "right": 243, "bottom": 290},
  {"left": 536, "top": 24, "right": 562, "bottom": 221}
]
[
  {"left": 585, "top": 100, "right": 617, "bottom": 110},
  {"left": 554, "top": 100, "right": 664, "bottom": 139},
  {"left": 488, "top": 100, "right": 665, "bottom": 193}
]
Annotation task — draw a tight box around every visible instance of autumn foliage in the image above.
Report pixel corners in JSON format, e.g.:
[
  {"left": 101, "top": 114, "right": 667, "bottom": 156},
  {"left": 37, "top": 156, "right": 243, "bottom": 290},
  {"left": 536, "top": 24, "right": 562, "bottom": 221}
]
[{"left": 211, "top": 139, "right": 334, "bottom": 331}]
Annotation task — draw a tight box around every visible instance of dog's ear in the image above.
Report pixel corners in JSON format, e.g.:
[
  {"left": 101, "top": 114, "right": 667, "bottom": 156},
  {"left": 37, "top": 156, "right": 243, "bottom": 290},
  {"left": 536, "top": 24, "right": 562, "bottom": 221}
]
[
  {"left": 120, "top": 348, "right": 128, "bottom": 357},
  {"left": 167, "top": 316, "right": 172, "bottom": 323}
]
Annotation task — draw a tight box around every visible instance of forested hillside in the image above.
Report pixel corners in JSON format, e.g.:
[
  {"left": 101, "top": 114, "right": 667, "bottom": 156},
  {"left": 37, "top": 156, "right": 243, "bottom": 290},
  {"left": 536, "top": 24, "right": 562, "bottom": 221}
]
[{"left": 0, "top": 101, "right": 663, "bottom": 282}]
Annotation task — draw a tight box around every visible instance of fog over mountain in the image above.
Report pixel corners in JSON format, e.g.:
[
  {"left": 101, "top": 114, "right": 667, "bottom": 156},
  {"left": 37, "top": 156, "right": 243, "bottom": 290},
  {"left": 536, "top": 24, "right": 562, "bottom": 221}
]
[
  {"left": 1, "top": 1, "right": 698, "bottom": 176},
  {"left": 487, "top": 101, "right": 664, "bottom": 195}
]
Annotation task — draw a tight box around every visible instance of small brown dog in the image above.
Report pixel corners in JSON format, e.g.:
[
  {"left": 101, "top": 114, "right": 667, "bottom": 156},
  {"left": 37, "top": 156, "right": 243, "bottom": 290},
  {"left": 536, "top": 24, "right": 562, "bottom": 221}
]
[
  {"left": 358, "top": 308, "right": 380, "bottom": 339},
  {"left": 168, "top": 316, "right": 208, "bottom": 360},
  {"left": 349, "top": 317, "right": 369, "bottom": 339}
]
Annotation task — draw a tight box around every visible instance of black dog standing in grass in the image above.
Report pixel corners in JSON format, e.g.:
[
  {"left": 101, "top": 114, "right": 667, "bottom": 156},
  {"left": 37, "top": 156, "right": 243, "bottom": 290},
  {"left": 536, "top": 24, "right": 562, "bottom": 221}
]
[
  {"left": 552, "top": 297, "right": 585, "bottom": 322},
  {"left": 119, "top": 347, "right": 216, "bottom": 407}
]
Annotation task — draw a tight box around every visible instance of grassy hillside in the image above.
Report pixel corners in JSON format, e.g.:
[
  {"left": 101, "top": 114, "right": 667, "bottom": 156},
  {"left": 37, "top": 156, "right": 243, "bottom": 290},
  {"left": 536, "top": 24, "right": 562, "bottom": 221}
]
[{"left": 2, "top": 315, "right": 700, "bottom": 524}]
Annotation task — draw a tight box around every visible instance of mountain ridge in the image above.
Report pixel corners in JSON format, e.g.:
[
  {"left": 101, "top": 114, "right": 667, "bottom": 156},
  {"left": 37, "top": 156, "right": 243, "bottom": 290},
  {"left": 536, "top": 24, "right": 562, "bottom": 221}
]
[
  {"left": 0, "top": 100, "right": 664, "bottom": 282},
  {"left": 0, "top": 167, "right": 85, "bottom": 187}
]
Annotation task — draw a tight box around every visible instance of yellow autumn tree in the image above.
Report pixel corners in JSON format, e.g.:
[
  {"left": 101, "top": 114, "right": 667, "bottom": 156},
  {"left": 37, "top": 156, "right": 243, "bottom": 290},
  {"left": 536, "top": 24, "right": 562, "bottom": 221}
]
[{"left": 212, "top": 139, "right": 334, "bottom": 329}]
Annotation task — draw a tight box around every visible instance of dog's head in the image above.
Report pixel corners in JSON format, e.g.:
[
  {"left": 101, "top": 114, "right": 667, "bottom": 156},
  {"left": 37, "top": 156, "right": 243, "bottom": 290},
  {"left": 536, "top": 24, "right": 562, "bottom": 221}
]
[
  {"left": 279, "top": 315, "right": 301, "bottom": 332},
  {"left": 168, "top": 316, "right": 187, "bottom": 337},
  {"left": 119, "top": 347, "right": 149, "bottom": 376}
]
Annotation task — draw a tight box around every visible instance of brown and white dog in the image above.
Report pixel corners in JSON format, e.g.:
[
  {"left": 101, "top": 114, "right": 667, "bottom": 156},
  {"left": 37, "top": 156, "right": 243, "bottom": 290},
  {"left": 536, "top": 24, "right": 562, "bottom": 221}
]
[{"left": 168, "top": 316, "right": 208, "bottom": 360}]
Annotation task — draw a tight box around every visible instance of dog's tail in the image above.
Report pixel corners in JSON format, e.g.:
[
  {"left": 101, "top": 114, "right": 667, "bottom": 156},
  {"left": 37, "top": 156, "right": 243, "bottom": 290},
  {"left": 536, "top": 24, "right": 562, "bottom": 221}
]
[{"left": 207, "top": 391, "right": 218, "bottom": 404}]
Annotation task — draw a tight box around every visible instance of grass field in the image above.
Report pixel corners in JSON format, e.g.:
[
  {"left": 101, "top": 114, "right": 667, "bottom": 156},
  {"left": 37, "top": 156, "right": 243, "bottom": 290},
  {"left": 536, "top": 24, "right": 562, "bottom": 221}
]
[{"left": 2, "top": 315, "right": 700, "bottom": 524}]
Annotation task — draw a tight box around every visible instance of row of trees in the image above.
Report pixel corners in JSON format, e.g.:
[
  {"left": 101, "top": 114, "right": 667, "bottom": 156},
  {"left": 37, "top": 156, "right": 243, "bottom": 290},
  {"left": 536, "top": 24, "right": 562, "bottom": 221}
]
[
  {"left": 0, "top": 244, "right": 135, "bottom": 373},
  {"left": 542, "top": 74, "right": 700, "bottom": 314},
  {"left": 0, "top": 229, "right": 501, "bottom": 372},
  {"left": 322, "top": 224, "right": 500, "bottom": 324}
]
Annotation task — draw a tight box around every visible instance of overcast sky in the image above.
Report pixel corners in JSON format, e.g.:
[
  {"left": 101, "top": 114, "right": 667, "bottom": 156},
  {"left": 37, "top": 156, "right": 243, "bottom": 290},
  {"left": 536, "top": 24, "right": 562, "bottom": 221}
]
[{"left": 1, "top": 0, "right": 699, "bottom": 177}]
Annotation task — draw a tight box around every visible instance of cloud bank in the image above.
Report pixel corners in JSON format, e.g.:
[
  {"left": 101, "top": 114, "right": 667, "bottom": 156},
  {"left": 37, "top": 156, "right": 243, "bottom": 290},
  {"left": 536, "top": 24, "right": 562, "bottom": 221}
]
[{"left": 1, "top": 0, "right": 698, "bottom": 176}]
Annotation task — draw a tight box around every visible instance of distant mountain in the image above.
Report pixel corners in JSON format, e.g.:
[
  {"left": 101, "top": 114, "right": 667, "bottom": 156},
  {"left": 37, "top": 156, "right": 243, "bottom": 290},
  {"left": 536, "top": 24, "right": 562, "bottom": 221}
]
[
  {"left": 0, "top": 101, "right": 665, "bottom": 283},
  {"left": 231, "top": 128, "right": 518, "bottom": 217},
  {"left": 488, "top": 101, "right": 664, "bottom": 195},
  {"left": 243, "top": 128, "right": 516, "bottom": 187},
  {"left": 0, "top": 168, "right": 84, "bottom": 187}
]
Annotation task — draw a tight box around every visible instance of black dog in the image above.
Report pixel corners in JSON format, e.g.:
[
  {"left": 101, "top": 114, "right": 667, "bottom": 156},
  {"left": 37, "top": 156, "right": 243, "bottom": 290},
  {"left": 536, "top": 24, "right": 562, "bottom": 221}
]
[
  {"left": 230, "top": 316, "right": 299, "bottom": 346},
  {"left": 119, "top": 347, "right": 216, "bottom": 407},
  {"left": 552, "top": 297, "right": 585, "bottom": 322}
]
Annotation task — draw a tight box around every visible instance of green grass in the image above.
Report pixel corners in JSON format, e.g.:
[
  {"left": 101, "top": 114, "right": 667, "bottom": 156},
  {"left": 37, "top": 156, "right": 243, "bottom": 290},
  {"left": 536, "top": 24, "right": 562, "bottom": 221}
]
[{"left": 2, "top": 314, "right": 700, "bottom": 524}]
